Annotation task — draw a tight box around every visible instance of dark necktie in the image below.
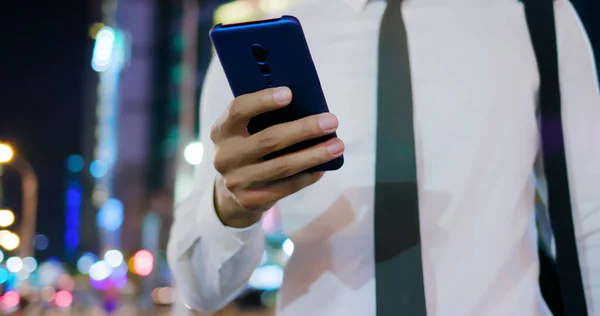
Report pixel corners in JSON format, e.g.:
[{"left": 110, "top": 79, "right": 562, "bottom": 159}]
[{"left": 375, "top": 0, "right": 428, "bottom": 315}]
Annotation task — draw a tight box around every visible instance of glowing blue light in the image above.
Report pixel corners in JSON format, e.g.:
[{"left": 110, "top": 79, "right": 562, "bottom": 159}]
[
  {"left": 90, "top": 160, "right": 108, "bottom": 178},
  {"left": 92, "top": 26, "right": 116, "bottom": 72},
  {"left": 38, "top": 261, "right": 64, "bottom": 286},
  {"left": 77, "top": 253, "right": 97, "bottom": 274},
  {"left": 112, "top": 263, "right": 128, "bottom": 278},
  {"left": 97, "top": 198, "right": 124, "bottom": 231},
  {"left": 65, "top": 181, "right": 82, "bottom": 254},
  {"left": 64, "top": 231, "right": 80, "bottom": 250},
  {"left": 34, "top": 234, "right": 49, "bottom": 251},
  {"left": 0, "top": 268, "right": 7, "bottom": 284},
  {"left": 23, "top": 257, "right": 38, "bottom": 273},
  {"left": 66, "top": 155, "right": 84, "bottom": 173}
]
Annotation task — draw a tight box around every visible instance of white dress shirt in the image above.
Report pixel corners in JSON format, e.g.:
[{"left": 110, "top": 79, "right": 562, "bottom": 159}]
[{"left": 167, "top": 0, "right": 600, "bottom": 315}]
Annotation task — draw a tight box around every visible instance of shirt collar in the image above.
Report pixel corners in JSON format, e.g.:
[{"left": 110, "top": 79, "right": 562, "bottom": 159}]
[{"left": 345, "top": 0, "right": 371, "bottom": 12}]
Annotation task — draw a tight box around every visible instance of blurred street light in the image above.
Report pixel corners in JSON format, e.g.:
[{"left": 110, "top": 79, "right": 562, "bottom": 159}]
[
  {"left": 0, "top": 144, "right": 38, "bottom": 257},
  {"left": 133, "top": 250, "right": 154, "bottom": 276},
  {"left": 0, "top": 144, "right": 13, "bottom": 163},
  {"left": 1, "top": 231, "right": 20, "bottom": 251},
  {"left": 183, "top": 142, "right": 203, "bottom": 165},
  {"left": 91, "top": 26, "right": 116, "bottom": 72},
  {"left": 6, "top": 257, "right": 23, "bottom": 273},
  {"left": 0, "top": 209, "right": 15, "bottom": 228}
]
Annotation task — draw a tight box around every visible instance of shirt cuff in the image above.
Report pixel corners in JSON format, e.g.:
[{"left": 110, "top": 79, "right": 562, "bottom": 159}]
[{"left": 196, "top": 182, "right": 264, "bottom": 265}]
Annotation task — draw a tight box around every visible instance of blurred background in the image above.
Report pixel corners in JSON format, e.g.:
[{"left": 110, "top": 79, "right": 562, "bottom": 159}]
[{"left": 0, "top": 0, "right": 597, "bottom": 315}]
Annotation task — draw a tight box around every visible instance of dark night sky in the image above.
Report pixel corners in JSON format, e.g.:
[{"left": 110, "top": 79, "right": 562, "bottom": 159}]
[
  {"left": 0, "top": 1, "right": 597, "bottom": 261},
  {"left": 0, "top": 1, "right": 93, "bottom": 258}
]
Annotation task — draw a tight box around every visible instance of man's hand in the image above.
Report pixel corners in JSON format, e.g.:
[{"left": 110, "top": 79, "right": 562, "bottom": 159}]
[{"left": 211, "top": 87, "right": 344, "bottom": 228}]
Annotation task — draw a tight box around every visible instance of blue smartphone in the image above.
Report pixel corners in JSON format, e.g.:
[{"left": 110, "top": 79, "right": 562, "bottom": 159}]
[{"left": 209, "top": 15, "right": 343, "bottom": 172}]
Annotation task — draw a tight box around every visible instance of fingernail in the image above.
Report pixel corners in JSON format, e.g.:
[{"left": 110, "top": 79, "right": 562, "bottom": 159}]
[
  {"left": 327, "top": 140, "right": 344, "bottom": 156},
  {"left": 273, "top": 87, "right": 291, "bottom": 104},
  {"left": 318, "top": 114, "right": 338, "bottom": 132}
]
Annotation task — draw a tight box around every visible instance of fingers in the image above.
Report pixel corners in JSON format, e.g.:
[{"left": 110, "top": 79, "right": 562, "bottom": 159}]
[
  {"left": 248, "top": 113, "right": 339, "bottom": 159},
  {"left": 215, "top": 113, "right": 339, "bottom": 170},
  {"left": 234, "top": 172, "right": 325, "bottom": 211},
  {"left": 211, "top": 87, "right": 292, "bottom": 142},
  {"left": 224, "top": 138, "right": 344, "bottom": 190}
]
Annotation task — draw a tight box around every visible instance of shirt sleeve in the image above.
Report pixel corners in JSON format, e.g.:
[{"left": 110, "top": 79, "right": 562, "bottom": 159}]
[
  {"left": 167, "top": 56, "right": 266, "bottom": 313},
  {"left": 555, "top": 1, "right": 600, "bottom": 313}
]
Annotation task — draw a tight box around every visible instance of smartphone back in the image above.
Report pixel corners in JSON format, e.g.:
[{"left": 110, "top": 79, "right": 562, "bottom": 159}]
[{"left": 210, "top": 16, "right": 343, "bottom": 172}]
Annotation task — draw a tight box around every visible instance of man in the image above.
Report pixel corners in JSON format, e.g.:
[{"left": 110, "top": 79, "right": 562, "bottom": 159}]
[{"left": 167, "top": 0, "right": 600, "bottom": 315}]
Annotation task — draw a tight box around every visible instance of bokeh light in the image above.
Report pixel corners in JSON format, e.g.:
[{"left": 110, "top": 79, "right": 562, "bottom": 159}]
[
  {"left": 66, "top": 154, "right": 84, "bottom": 172},
  {"left": 259, "top": 0, "right": 295, "bottom": 13},
  {"left": 133, "top": 250, "right": 154, "bottom": 277},
  {"left": 35, "top": 234, "right": 49, "bottom": 251},
  {"left": 104, "top": 249, "right": 123, "bottom": 268},
  {"left": 55, "top": 290, "right": 73, "bottom": 308},
  {"left": 0, "top": 268, "right": 8, "bottom": 284},
  {"left": 89, "top": 22, "right": 106, "bottom": 39},
  {"left": 57, "top": 274, "right": 75, "bottom": 292},
  {"left": 89, "top": 260, "right": 111, "bottom": 281},
  {"left": 40, "top": 286, "right": 56, "bottom": 303},
  {"left": 112, "top": 263, "right": 128, "bottom": 278},
  {"left": 38, "top": 261, "right": 64, "bottom": 286},
  {"left": 0, "top": 249, "right": 4, "bottom": 263},
  {"left": 1, "top": 291, "right": 20, "bottom": 309},
  {"left": 17, "top": 269, "right": 30, "bottom": 281},
  {"left": 23, "top": 257, "right": 38, "bottom": 273},
  {"left": 97, "top": 198, "right": 124, "bottom": 231},
  {"left": 1, "top": 231, "right": 20, "bottom": 250},
  {"left": 282, "top": 239, "right": 294, "bottom": 256},
  {"left": 214, "top": 1, "right": 257, "bottom": 25},
  {"left": 6, "top": 257, "right": 23, "bottom": 273},
  {"left": 248, "top": 265, "right": 284, "bottom": 290},
  {"left": 90, "top": 277, "right": 109, "bottom": 291},
  {"left": 91, "top": 26, "right": 116, "bottom": 72},
  {"left": 0, "top": 144, "right": 14, "bottom": 164},
  {"left": 184, "top": 142, "right": 204, "bottom": 165},
  {"left": 89, "top": 160, "right": 108, "bottom": 178},
  {"left": 0, "top": 210, "right": 15, "bottom": 228},
  {"left": 77, "top": 253, "right": 97, "bottom": 274}
]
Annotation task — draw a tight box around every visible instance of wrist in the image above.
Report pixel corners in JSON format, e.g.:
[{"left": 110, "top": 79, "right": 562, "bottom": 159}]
[{"left": 214, "top": 179, "right": 263, "bottom": 229}]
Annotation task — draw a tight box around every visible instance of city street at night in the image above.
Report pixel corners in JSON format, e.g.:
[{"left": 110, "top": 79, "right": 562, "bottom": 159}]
[{"left": 1, "top": 0, "right": 598, "bottom": 315}]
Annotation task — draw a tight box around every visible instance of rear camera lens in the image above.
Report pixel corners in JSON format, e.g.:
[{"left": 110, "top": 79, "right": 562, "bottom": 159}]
[{"left": 252, "top": 44, "right": 268, "bottom": 64}]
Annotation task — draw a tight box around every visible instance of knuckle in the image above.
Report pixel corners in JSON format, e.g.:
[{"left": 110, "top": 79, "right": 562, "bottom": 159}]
[
  {"left": 257, "top": 132, "right": 279, "bottom": 150},
  {"left": 300, "top": 118, "right": 317, "bottom": 137},
  {"left": 213, "top": 151, "right": 227, "bottom": 174},
  {"left": 223, "top": 175, "right": 240, "bottom": 193},
  {"left": 227, "top": 99, "right": 243, "bottom": 120},
  {"left": 271, "top": 159, "right": 293, "bottom": 177},
  {"left": 310, "top": 150, "right": 328, "bottom": 166}
]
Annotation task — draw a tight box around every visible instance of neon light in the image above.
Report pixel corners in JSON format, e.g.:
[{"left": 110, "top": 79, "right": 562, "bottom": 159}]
[
  {"left": 64, "top": 181, "right": 82, "bottom": 255},
  {"left": 91, "top": 26, "right": 116, "bottom": 72},
  {"left": 97, "top": 198, "right": 124, "bottom": 231}
]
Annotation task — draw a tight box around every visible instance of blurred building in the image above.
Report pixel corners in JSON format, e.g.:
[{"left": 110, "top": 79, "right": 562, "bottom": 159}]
[
  {"left": 73, "top": 0, "right": 300, "bottom": 300},
  {"left": 76, "top": 0, "right": 228, "bottom": 270}
]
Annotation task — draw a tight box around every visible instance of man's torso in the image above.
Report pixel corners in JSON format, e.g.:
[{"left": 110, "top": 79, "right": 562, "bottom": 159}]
[{"left": 268, "top": 0, "right": 550, "bottom": 315}]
